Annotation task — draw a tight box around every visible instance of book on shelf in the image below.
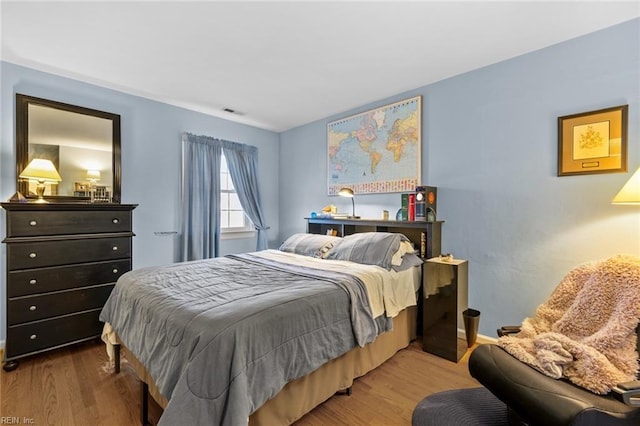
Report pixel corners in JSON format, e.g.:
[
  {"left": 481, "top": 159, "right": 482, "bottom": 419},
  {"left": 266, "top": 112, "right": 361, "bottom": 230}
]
[
  {"left": 316, "top": 212, "right": 349, "bottom": 219},
  {"left": 330, "top": 213, "right": 349, "bottom": 218},
  {"left": 408, "top": 193, "right": 416, "bottom": 221},
  {"left": 415, "top": 189, "right": 426, "bottom": 221},
  {"left": 401, "top": 193, "right": 409, "bottom": 221}
]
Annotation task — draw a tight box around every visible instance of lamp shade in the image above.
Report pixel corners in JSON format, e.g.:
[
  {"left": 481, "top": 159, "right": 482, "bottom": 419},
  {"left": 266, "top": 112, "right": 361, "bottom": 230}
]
[
  {"left": 86, "top": 170, "right": 101, "bottom": 181},
  {"left": 612, "top": 167, "right": 640, "bottom": 205},
  {"left": 338, "top": 187, "right": 354, "bottom": 197},
  {"left": 19, "top": 159, "right": 62, "bottom": 182}
]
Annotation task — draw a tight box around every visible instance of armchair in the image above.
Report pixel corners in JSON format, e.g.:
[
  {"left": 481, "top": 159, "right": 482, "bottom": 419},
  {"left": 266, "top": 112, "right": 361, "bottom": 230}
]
[
  {"left": 468, "top": 324, "right": 640, "bottom": 425},
  {"left": 469, "top": 255, "right": 640, "bottom": 425},
  {"left": 413, "top": 255, "right": 640, "bottom": 426}
]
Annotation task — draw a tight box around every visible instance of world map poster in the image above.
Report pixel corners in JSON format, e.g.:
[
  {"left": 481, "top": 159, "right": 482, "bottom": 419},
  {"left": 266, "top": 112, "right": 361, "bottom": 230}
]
[{"left": 327, "top": 96, "right": 421, "bottom": 195}]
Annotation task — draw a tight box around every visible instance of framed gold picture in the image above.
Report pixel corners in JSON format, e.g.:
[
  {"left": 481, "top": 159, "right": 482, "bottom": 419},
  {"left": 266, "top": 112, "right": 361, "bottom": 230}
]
[
  {"left": 558, "top": 105, "right": 628, "bottom": 176},
  {"left": 74, "top": 182, "right": 89, "bottom": 192}
]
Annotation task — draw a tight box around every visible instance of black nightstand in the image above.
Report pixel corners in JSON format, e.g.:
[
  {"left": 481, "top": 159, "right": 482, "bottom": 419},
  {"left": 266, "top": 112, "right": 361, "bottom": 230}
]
[{"left": 422, "top": 258, "right": 469, "bottom": 362}]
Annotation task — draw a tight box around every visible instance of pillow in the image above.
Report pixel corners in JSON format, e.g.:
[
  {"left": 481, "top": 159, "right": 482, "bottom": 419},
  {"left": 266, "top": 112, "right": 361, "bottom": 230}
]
[
  {"left": 325, "top": 232, "right": 410, "bottom": 269},
  {"left": 278, "top": 233, "right": 342, "bottom": 258},
  {"left": 392, "top": 252, "right": 424, "bottom": 272}
]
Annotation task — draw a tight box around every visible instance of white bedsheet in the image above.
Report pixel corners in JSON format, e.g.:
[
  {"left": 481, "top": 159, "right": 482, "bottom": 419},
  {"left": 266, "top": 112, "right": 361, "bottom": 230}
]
[{"left": 253, "top": 249, "right": 421, "bottom": 319}]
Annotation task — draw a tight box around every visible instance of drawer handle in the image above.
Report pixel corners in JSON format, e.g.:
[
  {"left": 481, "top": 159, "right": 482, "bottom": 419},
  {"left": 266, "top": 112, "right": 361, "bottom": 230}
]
[
  {"left": 29, "top": 252, "right": 37, "bottom": 258},
  {"left": 29, "top": 220, "right": 37, "bottom": 226},
  {"left": 29, "top": 279, "right": 37, "bottom": 285},
  {"left": 112, "top": 268, "right": 119, "bottom": 274},
  {"left": 30, "top": 334, "right": 37, "bottom": 340},
  {"left": 112, "top": 246, "right": 118, "bottom": 251},
  {"left": 29, "top": 305, "right": 37, "bottom": 312},
  {"left": 112, "top": 218, "right": 120, "bottom": 224}
]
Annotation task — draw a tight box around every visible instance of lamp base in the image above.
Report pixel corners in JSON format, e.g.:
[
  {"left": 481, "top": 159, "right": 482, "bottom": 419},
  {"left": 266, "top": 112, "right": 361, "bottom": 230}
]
[
  {"left": 34, "top": 181, "right": 48, "bottom": 203},
  {"left": 348, "top": 216, "right": 361, "bottom": 219}
]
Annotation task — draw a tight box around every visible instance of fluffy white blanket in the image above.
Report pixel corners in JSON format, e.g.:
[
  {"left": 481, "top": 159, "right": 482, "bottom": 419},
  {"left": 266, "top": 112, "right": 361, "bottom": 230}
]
[{"left": 498, "top": 254, "right": 640, "bottom": 394}]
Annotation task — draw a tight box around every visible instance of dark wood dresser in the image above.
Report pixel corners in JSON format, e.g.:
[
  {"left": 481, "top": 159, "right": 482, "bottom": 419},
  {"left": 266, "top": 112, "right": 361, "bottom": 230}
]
[{"left": 1, "top": 202, "right": 137, "bottom": 371}]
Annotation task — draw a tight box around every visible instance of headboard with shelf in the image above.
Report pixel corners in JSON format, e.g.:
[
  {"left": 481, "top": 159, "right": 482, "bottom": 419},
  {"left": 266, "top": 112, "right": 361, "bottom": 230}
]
[{"left": 305, "top": 217, "right": 442, "bottom": 259}]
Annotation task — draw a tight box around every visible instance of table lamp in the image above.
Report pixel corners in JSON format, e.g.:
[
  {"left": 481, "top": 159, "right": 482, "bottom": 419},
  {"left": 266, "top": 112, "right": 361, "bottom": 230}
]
[
  {"left": 612, "top": 167, "right": 640, "bottom": 205},
  {"left": 338, "top": 187, "right": 360, "bottom": 218},
  {"left": 19, "top": 158, "right": 62, "bottom": 203},
  {"left": 86, "top": 169, "right": 101, "bottom": 202}
]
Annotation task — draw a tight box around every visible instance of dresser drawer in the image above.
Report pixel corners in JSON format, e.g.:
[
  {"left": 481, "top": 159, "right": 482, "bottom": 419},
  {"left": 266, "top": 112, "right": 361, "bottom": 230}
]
[
  {"left": 7, "top": 237, "right": 131, "bottom": 270},
  {"left": 8, "top": 283, "right": 114, "bottom": 325},
  {"left": 5, "top": 310, "right": 103, "bottom": 360},
  {"left": 7, "top": 259, "right": 130, "bottom": 297},
  {"left": 6, "top": 210, "right": 132, "bottom": 237}
]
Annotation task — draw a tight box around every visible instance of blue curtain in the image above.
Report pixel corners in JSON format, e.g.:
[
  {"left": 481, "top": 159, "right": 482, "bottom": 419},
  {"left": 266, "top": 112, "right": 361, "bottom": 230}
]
[
  {"left": 180, "top": 133, "right": 222, "bottom": 261},
  {"left": 222, "top": 140, "right": 270, "bottom": 251}
]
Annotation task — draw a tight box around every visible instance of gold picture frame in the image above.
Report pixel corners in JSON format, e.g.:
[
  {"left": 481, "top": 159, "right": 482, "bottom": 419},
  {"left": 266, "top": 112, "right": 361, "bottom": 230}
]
[{"left": 558, "top": 105, "right": 628, "bottom": 176}]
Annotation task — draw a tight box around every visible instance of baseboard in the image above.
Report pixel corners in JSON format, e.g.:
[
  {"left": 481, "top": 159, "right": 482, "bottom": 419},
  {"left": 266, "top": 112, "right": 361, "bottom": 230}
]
[
  {"left": 0, "top": 340, "right": 4, "bottom": 360},
  {"left": 457, "top": 328, "right": 497, "bottom": 344}
]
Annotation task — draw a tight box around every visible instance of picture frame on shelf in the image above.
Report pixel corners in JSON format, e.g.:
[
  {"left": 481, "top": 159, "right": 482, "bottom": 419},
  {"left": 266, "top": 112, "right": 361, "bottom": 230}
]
[{"left": 558, "top": 105, "right": 628, "bottom": 176}]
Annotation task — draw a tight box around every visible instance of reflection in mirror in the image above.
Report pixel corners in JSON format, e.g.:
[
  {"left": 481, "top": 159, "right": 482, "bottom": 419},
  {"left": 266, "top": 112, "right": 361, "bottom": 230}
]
[
  {"left": 16, "top": 94, "right": 121, "bottom": 203},
  {"left": 27, "top": 104, "right": 113, "bottom": 199}
]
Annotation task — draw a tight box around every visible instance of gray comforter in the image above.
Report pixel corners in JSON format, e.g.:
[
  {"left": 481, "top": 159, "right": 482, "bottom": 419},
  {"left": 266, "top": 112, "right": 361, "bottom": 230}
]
[{"left": 99, "top": 252, "right": 386, "bottom": 425}]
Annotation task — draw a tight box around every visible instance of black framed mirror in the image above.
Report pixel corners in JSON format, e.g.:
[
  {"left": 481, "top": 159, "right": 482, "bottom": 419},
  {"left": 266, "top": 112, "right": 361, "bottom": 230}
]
[{"left": 15, "top": 94, "right": 121, "bottom": 203}]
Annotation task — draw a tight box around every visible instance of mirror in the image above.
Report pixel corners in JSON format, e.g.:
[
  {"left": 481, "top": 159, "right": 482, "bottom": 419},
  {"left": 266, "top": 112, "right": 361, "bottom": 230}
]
[{"left": 16, "top": 94, "right": 121, "bottom": 203}]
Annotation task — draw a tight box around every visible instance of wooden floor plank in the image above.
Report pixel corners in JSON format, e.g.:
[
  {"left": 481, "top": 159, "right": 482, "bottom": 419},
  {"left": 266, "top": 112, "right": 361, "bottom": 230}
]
[{"left": 1, "top": 339, "right": 480, "bottom": 425}]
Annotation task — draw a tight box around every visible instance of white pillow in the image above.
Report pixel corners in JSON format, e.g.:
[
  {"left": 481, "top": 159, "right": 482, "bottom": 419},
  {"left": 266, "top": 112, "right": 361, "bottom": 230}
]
[{"left": 392, "top": 240, "right": 417, "bottom": 266}]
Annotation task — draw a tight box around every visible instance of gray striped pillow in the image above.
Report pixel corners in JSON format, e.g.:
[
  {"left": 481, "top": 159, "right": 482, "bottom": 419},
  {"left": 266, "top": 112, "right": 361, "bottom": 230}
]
[{"left": 279, "top": 233, "right": 342, "bottom": 258}]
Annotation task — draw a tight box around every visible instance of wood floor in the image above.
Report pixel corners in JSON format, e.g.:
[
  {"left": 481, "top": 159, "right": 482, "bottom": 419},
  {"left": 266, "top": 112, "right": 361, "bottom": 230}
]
[{"left": 1, "top": 339, "right": 481, "bottom": 425}]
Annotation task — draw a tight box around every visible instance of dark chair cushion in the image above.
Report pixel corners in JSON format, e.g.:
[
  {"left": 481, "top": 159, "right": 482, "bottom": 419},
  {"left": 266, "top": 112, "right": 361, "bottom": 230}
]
[
  {"left": 412, "top": 387, "right": 509, "bottom": 426},
  {"left": 469, "top": 344, "right": 640, "bottom": 426}
]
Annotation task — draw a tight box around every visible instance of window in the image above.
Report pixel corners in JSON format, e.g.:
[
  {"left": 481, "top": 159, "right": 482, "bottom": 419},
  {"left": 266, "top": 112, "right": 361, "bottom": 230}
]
[{"left": 220, "top": 153, "right": 253, "bottom": 235}]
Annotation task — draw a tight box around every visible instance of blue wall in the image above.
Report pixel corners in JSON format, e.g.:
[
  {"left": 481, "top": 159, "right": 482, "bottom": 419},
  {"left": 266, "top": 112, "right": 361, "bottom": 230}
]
[
  {"left": 0, "top": 19, "right": 638, "bottom": 345},
  {"left": 0, "top": 62, "right": 281, "bottom": 343},
  {"left": 279, "top": 19, "right": 640, "bottom": 337}
]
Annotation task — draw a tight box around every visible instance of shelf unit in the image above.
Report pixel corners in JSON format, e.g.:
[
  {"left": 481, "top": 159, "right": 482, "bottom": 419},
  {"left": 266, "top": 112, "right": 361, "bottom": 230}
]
[{"left": 305, "top": 217, "right": 442, "bottom": 259}]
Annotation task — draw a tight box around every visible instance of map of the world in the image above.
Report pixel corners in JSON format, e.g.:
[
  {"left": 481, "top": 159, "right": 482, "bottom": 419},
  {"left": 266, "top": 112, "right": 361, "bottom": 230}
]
[{"left": 327, "top": 96, "right": 421, "bottom": 195}]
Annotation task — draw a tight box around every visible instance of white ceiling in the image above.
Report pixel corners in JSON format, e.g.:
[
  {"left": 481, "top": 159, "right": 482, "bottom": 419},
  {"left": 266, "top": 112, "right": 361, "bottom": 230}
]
[{"left": 2, "top": 1, "right": 639, "bottom": 132}]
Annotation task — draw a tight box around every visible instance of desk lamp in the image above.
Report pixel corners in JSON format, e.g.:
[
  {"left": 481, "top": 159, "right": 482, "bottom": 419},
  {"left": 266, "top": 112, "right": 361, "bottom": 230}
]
[
  {"left": 86, "top": 169, "right": 101, "bottom": 202},
  {"left": 338, "top": 187, "right": 360, "bottom": 218}
]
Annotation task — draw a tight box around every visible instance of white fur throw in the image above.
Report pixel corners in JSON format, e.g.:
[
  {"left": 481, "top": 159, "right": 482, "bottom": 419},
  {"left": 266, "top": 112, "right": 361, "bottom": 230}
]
[{"left": 498, "top": 254, "right": 640, "bottom": 394}]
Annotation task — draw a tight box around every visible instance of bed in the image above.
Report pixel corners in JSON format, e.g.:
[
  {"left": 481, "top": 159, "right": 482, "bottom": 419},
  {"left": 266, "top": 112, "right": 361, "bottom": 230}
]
[{"left": 100, "top": 231, "right": 424, "bottom": 425}]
